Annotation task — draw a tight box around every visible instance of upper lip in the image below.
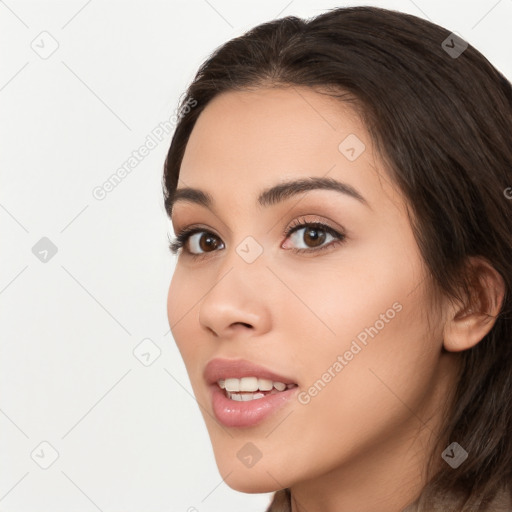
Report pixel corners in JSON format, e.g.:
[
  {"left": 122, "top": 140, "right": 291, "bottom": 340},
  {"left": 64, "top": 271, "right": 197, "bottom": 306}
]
[{"left": 204, "top": 358, "right": 297, "bottom": 385}]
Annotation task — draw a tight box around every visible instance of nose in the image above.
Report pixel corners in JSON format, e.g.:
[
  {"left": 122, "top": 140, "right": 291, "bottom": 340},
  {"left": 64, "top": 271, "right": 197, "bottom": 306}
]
[{"left": 198, "top": 253, "right": 273, "bottom": 340}]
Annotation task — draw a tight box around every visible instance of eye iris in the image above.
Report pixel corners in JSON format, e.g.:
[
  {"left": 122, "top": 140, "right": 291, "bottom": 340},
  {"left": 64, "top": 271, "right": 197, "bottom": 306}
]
[
  {"left": 199, "top": 234, "right": 220, "bottom": 252},
  {"left": 304, "top": 227, "right": 326, "bottom": 247}
]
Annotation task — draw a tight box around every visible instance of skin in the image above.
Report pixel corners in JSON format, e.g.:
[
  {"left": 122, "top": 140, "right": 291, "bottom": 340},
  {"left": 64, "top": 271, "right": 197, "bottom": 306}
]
[{"left": 166, "top": 86, "right": 504, "bottom": 512}]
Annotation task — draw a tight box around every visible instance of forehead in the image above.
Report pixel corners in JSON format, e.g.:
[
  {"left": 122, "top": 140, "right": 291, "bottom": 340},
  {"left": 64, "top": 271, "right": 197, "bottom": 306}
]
[
  {"left": 175, "top": 86, "right": 401, "bottom": 217},
  {"left": 181, "top": 86, "right": 365, "bottom": 173}
]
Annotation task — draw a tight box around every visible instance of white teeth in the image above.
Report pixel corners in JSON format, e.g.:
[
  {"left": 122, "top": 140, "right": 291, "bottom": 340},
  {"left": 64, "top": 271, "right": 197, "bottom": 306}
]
[
  {"left": 224, "top": 378, "right": 240, "bottom": 392},
  {"left": 240, "top": 376, "right": 258, "bottom": 392},
  {"left": 228, "top": 392, "right": 266, "bottom": 401},
  {"left": 258, "top": 378, "right": 273, "bottom": 391},
  {"left": 219, "top": 377, "right": 297, "bottom": 401},
  {"left": 219, "top": 377, "right": 292, "bottom": 392}
]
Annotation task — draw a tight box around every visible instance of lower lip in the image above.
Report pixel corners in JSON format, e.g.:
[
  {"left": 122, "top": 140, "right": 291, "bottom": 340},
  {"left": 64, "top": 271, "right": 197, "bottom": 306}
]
[{"left": 210, "top": 384, "right": 298, "bottom": 428}]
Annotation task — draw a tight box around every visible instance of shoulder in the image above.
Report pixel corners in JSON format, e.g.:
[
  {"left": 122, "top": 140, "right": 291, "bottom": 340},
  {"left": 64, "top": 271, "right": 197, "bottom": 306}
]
[
  {"left": 265, "top": 489, "right": 291, "bottom": 512},
  {"left": 402, "top": 486, "right": 512, "bottom": 512}
]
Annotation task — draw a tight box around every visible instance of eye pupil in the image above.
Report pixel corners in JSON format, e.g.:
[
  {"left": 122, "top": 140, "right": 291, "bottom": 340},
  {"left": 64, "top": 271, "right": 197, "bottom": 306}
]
[
  {"left": 304, "top": 228, "right": 326, "bottom": 247},
  {"left": 200, "top": 234, "right": 220, "bottom": 252}
]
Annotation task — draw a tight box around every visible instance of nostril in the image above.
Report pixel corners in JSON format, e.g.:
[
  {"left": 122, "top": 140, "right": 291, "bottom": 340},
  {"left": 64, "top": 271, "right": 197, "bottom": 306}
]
[{"left": 231, "top": 322, "right": 252, "bottom": 329}]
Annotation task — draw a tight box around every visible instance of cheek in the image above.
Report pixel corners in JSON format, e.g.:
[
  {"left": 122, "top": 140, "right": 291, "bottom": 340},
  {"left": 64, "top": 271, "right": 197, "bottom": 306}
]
[
  {"left": 166, "top": 273, "right": 179, "bottom": 330},
  {"left": 294, "top": 225, "right": 431, "bottom": 366},
  {"left": 296, "top": 285, "right": 436, "bottom": 433},
  {"left": 166, "top": 270, "right": 210, "bottom": 404},
  {"left": 271, "top": 244, "right": 438, "bottom": 442},
  {"left": 167, "top": 265, "right": 201, "bottom": 328},
  {"left": 166, "top": 268, "right": 198, "bottom": 355}
]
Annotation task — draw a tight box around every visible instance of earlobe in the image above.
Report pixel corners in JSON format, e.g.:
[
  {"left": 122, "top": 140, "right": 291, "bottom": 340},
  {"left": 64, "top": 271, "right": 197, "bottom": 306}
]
[{"left": 442, "top": 256, "right": 506, "bottom": 353}]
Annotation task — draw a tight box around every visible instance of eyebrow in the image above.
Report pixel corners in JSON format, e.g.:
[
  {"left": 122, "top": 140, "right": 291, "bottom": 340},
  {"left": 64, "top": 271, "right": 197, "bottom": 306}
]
[{"left": 166, "top": 176, "right": 370, "bottom": 217}]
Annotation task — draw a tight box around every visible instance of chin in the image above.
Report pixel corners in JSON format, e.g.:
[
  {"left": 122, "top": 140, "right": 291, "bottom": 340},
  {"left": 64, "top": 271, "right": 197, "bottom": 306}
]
[
  {"left": 214, "top": 457, "right": 291, "bottom": 494},
  {"left": 223, "top": 474, "right": 283, "bottom": 494}
]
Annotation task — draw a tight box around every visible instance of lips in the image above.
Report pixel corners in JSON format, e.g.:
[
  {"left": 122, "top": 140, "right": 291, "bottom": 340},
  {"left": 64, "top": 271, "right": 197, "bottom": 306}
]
[
  {"left": 204, "top": 357, "right": 299, "bottom": 427},
  {"left": 203, "top": 357, "right": 297, "bottom": 386}
]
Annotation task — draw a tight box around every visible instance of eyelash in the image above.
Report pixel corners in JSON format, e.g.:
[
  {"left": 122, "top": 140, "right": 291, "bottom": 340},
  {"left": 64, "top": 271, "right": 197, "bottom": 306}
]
[{"left": 168, "top": 217, "right": 347, "bottom": 260}]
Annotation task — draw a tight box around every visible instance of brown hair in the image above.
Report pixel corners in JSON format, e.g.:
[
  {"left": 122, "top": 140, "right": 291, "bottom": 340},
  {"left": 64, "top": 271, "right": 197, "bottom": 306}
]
[{"left": 162, "top": 6, "right": 512, "bottom": 511}]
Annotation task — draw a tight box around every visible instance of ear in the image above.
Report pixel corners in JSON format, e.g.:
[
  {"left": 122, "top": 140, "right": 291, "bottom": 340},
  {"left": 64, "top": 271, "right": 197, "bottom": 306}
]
[{"left": 443, "top": 256, "right": 506, "bottom": 352}]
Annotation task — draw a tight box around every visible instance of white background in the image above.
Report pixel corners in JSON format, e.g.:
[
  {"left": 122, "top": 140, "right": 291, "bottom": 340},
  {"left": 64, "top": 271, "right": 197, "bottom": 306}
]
[{"left": 1, "top": 1, "right": 511, "bottom": 511}]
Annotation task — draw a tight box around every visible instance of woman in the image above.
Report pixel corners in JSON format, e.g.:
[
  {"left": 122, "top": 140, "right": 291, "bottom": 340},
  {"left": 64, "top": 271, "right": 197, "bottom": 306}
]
[{"left": 162, "top": 6, "right": 512, "bottom": 511}]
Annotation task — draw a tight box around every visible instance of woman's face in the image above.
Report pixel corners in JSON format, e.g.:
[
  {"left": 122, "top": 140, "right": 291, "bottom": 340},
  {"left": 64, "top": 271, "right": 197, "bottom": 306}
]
[{"left": 167, "top": 86, "right": 456, "bottom": 495}]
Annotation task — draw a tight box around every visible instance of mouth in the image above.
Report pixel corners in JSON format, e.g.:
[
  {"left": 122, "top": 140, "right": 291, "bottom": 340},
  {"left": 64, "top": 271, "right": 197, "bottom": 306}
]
[
  {"left": 218, "top": 377, "right": 297, "bottom": 401},
  {"left": 204, "top": 358, "right": 299, "bottom": 427}
]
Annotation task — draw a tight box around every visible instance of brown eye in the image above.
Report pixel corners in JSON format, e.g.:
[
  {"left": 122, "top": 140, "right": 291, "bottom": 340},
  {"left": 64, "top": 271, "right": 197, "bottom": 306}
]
[
  {"left": 168, "top": 227, "right": 226, "bottom": 257},
  {"left": 198, "top": 233, "right": 219, "bottom": 252},
  {"left": 193, "top": 232, "right": 223, "bottom": 253},
  {"left": 281, "top": 220, "right": 347, "bottom": 255},
  {"left": 302, "top": 227, "right": 326, "bottom": 248},
  {"left": 286, "top": 224, "right": 335, "bottom": 250},
  {"left": 169, "top": 220, "right": 346, "bottom": 259}
]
